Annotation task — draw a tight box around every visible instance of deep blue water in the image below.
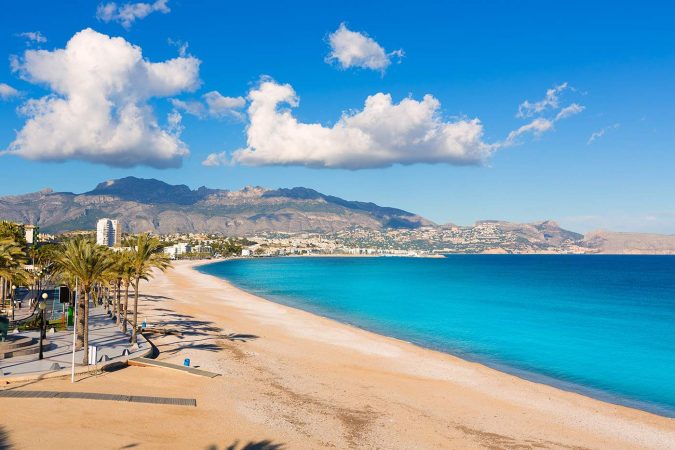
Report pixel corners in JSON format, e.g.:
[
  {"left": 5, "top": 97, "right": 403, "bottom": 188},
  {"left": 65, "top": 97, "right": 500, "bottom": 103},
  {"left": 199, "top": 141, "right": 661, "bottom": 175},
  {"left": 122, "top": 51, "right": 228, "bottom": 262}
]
[{"left": 198, "top": 255, "right": 675, "bottom": 417}]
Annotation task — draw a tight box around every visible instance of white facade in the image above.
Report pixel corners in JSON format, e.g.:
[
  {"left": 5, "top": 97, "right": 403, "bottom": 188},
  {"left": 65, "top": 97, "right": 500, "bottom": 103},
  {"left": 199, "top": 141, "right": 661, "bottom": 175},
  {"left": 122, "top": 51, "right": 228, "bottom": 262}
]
[
  {"left": 241, "top": 249, "right": 251, "bottom": 257},
  {"left": 24, "top": 225, "right": 38, "bottom": 245},
  {"left": 192, "top": 244, "right": 213, "bottom": 254},
  {"left": 96, "top": 219, "right": 121, "bottom": 247},
  {"left": 163, "top": 243, "right": 192, "bottom": 259}
]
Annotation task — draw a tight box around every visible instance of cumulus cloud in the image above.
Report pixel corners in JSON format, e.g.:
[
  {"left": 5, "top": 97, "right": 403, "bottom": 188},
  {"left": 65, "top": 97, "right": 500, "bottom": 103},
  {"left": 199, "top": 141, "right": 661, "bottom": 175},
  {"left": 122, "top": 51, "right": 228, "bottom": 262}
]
[
  {"left": 96, "top": 0, "right": 170, "bottom": 29},
  {"left": 0, "top": 83, "right": 20, "bottom": 100},
  {"left": 587, "top": 123, "right": 620, "bottom": 145},
  {"left": 4, "top": 28, "right": 200, "bottom": 168},
  {"left": 202, "top": 79, "right": 586, "bottom": 169},
  {"left": 171, "top": 91, "right": 245, "bottom": 120},
  {"left": 205, "top": 78, "right": 493, "bottom": 169},
  {"left": 326, "top": 23, "right": 403, "bottom": 72},
  {"left": 17, "top": 31, "right": 47, "bottom": 45}
]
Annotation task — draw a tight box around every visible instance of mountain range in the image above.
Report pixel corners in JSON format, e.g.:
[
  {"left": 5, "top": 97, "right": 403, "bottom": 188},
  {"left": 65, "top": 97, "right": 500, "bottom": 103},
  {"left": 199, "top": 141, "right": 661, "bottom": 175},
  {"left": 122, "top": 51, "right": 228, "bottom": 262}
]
[
  {"left": 0, "top": 177, "right": 432, "bottom": 235},
  {"left": 1, "top": 177, "right": 674, "bottom": 254}
]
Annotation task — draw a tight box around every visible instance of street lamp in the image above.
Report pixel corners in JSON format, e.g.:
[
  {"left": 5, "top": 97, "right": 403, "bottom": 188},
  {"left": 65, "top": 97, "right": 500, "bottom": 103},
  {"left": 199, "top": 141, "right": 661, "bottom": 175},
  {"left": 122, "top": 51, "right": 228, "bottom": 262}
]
[
  {"left": 11, "top": 285, "right": 16, "bottom": 321},
  {"left": 38, "top": 294, "right": 47, "bottom": 360}
]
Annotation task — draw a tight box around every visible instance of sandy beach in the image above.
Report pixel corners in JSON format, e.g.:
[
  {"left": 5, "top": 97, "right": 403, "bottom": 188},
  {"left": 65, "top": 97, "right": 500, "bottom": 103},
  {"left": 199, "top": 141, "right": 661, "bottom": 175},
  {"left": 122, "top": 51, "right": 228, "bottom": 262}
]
[{"left": 2, "top": 259, "right": 674, "bottom": 449}]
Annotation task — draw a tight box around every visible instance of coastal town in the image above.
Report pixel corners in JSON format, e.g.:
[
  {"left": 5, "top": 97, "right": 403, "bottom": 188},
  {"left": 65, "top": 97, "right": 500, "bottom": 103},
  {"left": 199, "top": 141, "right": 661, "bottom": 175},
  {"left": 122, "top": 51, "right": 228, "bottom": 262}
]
[{"left": 33, "top": 217, "right": 595, "bottom": 262}]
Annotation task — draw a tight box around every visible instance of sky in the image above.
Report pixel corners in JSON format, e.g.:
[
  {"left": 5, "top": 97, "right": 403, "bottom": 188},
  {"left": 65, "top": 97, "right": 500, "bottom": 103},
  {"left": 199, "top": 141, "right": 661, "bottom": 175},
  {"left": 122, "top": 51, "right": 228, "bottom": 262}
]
[{"left": 1, "top": 0, "right": 674, "bottom": 233}]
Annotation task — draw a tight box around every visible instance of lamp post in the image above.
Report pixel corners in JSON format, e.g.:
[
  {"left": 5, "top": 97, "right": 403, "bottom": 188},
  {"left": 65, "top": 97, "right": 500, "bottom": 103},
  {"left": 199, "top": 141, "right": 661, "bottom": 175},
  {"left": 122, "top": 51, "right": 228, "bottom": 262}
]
[
  {"left": 38, "top": 294, "right": 47, "bottom": 360},
  {"left": 11, "top": 284, "right": 16, "bottom": 321}
]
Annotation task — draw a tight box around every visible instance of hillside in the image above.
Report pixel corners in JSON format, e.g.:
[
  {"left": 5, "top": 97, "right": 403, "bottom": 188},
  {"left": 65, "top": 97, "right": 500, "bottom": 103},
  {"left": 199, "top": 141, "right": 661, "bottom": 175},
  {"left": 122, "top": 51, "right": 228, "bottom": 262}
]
[
  {"left": 3, "top": 177, "right": 674, "bottom": 255},
  {"left": 0, "top": 177, "right": 433, "bottom": 235},
  {"left": 583, "top": 231, "right": 675, "bottom": 254}
]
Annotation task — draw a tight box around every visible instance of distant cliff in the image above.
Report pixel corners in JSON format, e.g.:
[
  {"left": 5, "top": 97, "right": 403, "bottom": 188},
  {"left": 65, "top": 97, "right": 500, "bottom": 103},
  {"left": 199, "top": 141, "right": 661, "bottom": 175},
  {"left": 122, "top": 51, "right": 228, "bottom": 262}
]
[{"left": 583, "top": 231, "right": 675, "bottom": 254}]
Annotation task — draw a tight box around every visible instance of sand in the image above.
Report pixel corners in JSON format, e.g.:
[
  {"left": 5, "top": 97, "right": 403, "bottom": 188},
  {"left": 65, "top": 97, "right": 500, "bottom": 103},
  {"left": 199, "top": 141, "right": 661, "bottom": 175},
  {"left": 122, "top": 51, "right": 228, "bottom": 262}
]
[{"left": 1, "top": 260, "right": 674, "bottom": 450}]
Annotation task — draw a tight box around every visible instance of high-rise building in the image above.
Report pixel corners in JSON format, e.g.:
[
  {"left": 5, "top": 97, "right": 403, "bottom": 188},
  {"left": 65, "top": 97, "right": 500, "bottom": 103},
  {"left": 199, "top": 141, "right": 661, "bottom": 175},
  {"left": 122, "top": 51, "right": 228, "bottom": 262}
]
[
  {"left": 96, "top": 218, "right": 121, "bottom": 247},
  {"left": 24, "top": 225, "right": 38, "bottom": 245}
]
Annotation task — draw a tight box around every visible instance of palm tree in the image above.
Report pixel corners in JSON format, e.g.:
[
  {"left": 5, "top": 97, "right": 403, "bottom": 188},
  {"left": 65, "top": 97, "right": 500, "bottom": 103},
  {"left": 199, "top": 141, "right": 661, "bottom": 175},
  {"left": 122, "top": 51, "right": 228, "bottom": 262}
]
[
  {"left": 0, "top": 238, "right": 28, "bottom": 307},
  {"left": 106, "top": 250, "right": 133, "bottom": 329},
  {"left": 53, "top": 238, "right": 114, "bottom": 364},
  {"left": 119, "top": 252, "right": 136, "bottom": 333},
  {"left": 129, "top": 234, "right": 171, "bottom": 345}
]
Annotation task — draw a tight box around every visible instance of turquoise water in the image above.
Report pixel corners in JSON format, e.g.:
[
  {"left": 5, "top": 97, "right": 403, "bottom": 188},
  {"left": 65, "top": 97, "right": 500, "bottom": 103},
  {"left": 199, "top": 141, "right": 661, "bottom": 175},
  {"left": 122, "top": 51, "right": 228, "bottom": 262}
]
[{"left": 198, "top": 255, "right": 675, "bottom": 417}]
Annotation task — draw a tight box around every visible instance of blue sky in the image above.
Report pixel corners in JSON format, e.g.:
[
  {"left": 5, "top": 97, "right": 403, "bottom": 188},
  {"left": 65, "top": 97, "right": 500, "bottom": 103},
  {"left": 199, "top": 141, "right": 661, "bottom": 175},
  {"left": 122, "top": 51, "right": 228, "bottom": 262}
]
[{"left": 1, "top": 1, "right": 674, "bottom": 233}]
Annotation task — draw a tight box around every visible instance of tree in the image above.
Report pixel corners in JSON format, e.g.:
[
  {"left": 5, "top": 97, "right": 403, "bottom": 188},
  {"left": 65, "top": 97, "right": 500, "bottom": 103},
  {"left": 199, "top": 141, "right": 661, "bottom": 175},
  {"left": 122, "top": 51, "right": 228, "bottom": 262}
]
[
  {"left": 53, "top": 238, "right": 114, "bottom": 364},
  {"left": 0, "top": 238, "right": 28, "bottom": 306},
  {"left": 108, "top": 250, "right": 135, "bottom": 331},
  {"left": 129, "top": 234, "right": 171, "bottom": 345},
  {"left": 0, "top": 221, "right": 27, "bottom": 247}
]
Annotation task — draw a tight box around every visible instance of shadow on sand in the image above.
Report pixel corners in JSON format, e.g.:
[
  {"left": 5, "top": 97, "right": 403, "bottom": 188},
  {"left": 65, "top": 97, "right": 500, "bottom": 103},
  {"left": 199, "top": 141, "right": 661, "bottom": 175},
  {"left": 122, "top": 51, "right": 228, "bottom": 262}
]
[
  {"left": 0, "top": 426, "right": 12, "bottom": 450},
  {"left": 138, "top": 294, "right": 258, "bottom": 357},
  {"left": 207, "top": 440, "right": 284, "bottom": 450}
]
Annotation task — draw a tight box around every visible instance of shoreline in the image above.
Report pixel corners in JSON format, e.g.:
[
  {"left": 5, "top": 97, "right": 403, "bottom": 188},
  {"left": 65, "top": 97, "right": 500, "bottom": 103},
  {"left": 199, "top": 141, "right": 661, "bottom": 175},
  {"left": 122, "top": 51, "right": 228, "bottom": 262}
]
[
  {"left": 3, "top": 259, "right": 673, "bottom": 448},
  {"left": 175, "top": 260, "right": 674, "bottom": 447},
  {"left": 195, "top": 258, "right": 674, "bottom": 418}
]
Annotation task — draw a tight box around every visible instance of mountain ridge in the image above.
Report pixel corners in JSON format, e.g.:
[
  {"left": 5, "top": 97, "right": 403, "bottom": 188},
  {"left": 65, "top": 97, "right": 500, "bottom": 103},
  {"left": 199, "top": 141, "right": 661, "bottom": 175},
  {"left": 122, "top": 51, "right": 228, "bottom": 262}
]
[
  {"left": 0, "top": 177, "right": 434, "bottom": 235},
  {"left": 4, "top": 177, "right": 674, "bottom": 254}
]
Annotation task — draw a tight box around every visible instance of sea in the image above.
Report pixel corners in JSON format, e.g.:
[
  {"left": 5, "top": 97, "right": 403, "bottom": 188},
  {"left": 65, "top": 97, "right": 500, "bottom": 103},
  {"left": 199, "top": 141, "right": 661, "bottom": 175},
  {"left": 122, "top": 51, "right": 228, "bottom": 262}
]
[{"left": 198, "top": 255, "right": 675, "bottom": 417}]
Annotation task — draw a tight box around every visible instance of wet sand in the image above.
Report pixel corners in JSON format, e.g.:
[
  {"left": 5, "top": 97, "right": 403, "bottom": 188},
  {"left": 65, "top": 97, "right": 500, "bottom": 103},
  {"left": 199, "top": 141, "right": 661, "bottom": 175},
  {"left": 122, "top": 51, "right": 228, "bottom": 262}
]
[{"left": 2, "top": 260, "right": 674, "bottom": 449}]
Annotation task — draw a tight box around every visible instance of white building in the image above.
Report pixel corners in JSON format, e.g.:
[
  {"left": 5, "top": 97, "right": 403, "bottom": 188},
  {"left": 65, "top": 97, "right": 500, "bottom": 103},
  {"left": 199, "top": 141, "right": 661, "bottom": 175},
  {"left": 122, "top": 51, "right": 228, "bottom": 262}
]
[
  {"left": 241, "top": 249, "right": 251, "bottom": 257},
  {"left": 96, "top": 219, "right": 121, "bottom": 247},
  {"left": 24, "top": 225, "right": 38, "bottom": 245},
  {"left": 164, "top": 243, "right": 192, "bottom": 259},
  {"left": 192, "top": 244, "right": 213, "bottom": 254}
]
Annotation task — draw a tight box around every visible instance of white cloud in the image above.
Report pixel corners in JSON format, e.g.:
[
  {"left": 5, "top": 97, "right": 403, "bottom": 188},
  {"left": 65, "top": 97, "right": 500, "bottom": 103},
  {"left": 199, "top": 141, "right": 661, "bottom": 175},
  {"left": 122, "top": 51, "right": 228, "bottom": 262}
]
[
  {"left": 326, "top": 23, "right": 403, "bottom": 72},
  {"left": 4, "top": 28, "right": 200, "bottom": 168},
  {"left": 555, "top": 103, "right": 584, "bottom": 120},
  {"left": 206, "top": 78, "right": 493, "bottom": 169},
  {"left": 169, "top": 98, "right": 205, "bottom": 118},
  {"left": 167, "top": 38, "right": 189, "bottom": 57},
  {"left": 503, "top": 83, "right": 584, "bottom": 145},
  {"left": 171, "top": 91, "right": 245, "bottom": 120},
  {"left": 0, "top": 83, "right": 20, "bottom": 100},
  {"left": 503, "top": 118, "right": 554, "bottom": 146},
  {"left": 517, "top": 82, "right": 568, "bottom": 118},
  {"left": 96, "top": 0, "right": 170, "bottom": 29},
  {"left": 17, "top": 31, "right": 47, "bottom": 45},
  {"left": 587, "top": 123, "right": 620, "bottom": 145},
  {"left": 202, "top": 151, "right": 229, "bottom": 167},
  {"left": 204, "top": 91, "right": 245, "bottom": 118},
  {"left": 203, "top": 80, "right": 585, "bottom": 170}
]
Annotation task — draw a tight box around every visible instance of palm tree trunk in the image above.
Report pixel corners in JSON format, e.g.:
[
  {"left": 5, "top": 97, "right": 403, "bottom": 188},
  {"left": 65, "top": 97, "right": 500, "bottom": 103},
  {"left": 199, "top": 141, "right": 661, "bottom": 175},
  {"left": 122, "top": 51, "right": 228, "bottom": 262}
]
[
  {"left": 115, "top": 279, "right": 121, "bottom": 323},
  {"left": 131, "top": 276, "right": 140, "bottom": 345},
  {"left": 76, "top": 287, "right": 86, "bottom": 349},
  {"left": 122, "top": 282, "right": 129, "bottom": 333}
]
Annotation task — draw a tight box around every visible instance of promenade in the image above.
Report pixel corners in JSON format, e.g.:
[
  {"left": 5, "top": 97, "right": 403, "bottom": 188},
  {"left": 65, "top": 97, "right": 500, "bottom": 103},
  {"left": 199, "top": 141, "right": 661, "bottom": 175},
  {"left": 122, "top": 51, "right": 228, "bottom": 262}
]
[{"left": 1, "top": 307, "right": 150, "bottom": 378}]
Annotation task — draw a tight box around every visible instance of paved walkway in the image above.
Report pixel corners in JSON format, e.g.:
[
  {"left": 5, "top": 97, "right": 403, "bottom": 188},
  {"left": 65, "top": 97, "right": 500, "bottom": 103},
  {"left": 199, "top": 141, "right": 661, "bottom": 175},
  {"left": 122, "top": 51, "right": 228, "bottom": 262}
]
[
  {"left": 2, "top": 291, "right": 65, "bottom": 325},
  {"left": 130, "top": 357, "right": 220, "bottom": 378},
  {"left": 0, "top": 390, "right": 196, "bottom": 406},
  {"left": 1, "top": 307, "right": 149, "bottom": 377}
]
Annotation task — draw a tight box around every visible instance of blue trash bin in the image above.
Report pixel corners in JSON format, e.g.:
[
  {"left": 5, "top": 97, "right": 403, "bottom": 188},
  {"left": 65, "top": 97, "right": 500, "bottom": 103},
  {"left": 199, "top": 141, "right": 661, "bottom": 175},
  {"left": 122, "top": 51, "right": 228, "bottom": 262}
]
[{"left": 183, "top": 358, "right": 190, "bottom": 367}]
